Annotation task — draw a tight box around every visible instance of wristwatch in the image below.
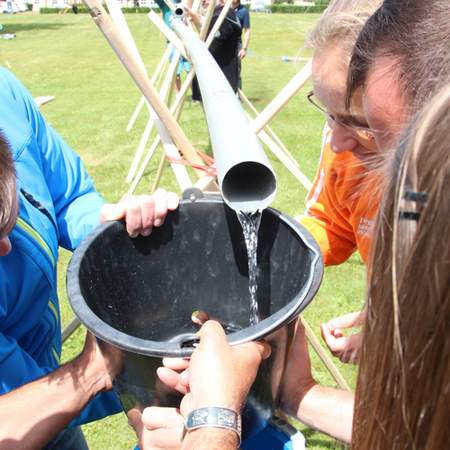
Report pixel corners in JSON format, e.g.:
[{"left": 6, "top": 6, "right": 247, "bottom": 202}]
[{"left": 184, "top": 407, "right": 242, "bottom": 444}]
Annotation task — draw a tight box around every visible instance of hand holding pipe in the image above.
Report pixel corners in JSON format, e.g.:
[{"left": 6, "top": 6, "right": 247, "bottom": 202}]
[{"left": 171, "top": 11, "right": 277, "bottom": 212}]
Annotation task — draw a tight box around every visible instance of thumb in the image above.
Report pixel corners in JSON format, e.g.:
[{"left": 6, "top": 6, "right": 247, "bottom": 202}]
[
  {"left": 236, "top": 340, "right": 271, "bottom": 364},
  {"left": 326, "top": 311, "right": 362, "bottom": 330},
  {"left": 253, "top": 340, "right": 271, "bottom": 360},
  {"left": 100, "top": 203, "right": 126, "bottom": 222}
]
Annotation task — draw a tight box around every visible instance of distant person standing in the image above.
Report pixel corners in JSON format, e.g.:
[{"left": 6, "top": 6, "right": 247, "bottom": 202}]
[
  {"left": 233, "top": 0, "right": 250, "bottom": 89},
  {"left": 188, "top": 0, "right": 242, "bottom": 101}
]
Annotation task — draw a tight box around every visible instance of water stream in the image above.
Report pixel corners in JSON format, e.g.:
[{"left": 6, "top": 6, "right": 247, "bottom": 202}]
[{"left": 237, "top": 210, "right": 262, "bottom": 325}]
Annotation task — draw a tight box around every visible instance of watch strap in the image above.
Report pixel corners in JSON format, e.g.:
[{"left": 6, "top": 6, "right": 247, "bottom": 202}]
[{"left": 185, "top": 407, "right": 242, "bottom": 444}]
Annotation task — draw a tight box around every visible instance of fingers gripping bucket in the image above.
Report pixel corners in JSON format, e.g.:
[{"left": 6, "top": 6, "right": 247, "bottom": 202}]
[{"left": 67, "top": 196, "right": 323, "bottom": 436}]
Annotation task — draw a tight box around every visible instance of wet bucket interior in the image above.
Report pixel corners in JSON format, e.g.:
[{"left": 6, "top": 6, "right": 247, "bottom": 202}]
[{"left": 68, "top": 198, "right": 322, "bottom": 356}]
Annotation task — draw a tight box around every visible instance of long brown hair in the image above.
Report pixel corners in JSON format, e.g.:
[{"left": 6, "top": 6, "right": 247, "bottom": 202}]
[
  {"left": 352, "top": 85, "right": 450, "bottom": 449},
  {"left": 0, "top": 132, "right": 16, "bottom": 237}
]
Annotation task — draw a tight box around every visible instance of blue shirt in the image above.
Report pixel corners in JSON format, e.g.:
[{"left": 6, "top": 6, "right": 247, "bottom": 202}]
[
  {"left": 0, "top": 67, "right": 121, "bottom": 426},
  {"left": 235, "top": 4, "right": 250, "bottom": 30}
]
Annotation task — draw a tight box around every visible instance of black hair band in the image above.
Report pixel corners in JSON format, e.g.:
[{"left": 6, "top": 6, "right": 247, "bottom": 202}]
[
  {"left": 403, "top": 190, "right": 427, "bottom": 203},
  {"left": 399, "top": 211, "right": 421, "bottom": 221}
]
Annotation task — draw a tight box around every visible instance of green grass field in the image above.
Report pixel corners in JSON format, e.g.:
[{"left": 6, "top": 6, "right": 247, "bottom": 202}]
[{"left": 0, "top": 11, "right": 364, "bottom": 449}]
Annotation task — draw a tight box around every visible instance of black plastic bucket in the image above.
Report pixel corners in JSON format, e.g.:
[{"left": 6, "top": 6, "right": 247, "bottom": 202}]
[{"left": 67, "top": 194, "right": 323, "bottom": 435}]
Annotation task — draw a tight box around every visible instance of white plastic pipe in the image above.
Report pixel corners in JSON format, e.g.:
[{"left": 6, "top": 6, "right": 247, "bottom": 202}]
[{"left": 172, "top": 13, "right": 277, "bottom": 212}]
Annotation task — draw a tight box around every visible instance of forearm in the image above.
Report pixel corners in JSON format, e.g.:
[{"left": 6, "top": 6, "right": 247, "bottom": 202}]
[
  {"left": 283, "top": 384, "right": 354, "bottom": 443},
  {"left": 242, "top": 28, "right": 250, "bottom": 49},
  {"left": 182, "top": 428, "right": 239, "bottom": 450},
  {"left": 0, "top": 353, "right": 108, "bottom": 449}
]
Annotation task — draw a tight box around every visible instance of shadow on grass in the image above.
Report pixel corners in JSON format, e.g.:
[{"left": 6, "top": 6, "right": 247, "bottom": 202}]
[{"left": 1, "top": 22, "right": 69, "bottom": 34}]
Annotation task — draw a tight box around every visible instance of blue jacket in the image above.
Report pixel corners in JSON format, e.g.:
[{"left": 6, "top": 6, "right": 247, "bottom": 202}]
[{"left": 0, "top": 68, "right": 122, "bottom": 425}]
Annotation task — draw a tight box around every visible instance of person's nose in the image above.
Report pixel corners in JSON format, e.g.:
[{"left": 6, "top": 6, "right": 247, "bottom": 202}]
[
  {"left": 329, "top": 123, "right": 359, "bottom": 153},
  {"left": 0, "top": 236, "right": 12, "bottom": 256}
]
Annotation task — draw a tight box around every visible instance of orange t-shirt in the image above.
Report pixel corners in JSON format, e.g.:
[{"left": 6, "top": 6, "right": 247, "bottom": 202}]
[{"left": 300, "top": 128, "right": 381, "bottom": 266}]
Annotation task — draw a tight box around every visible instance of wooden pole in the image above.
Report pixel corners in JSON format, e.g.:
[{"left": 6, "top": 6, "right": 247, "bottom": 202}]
[
  {"left": 82, "top": 0, "right": 206, "bottom": 175},
  {"left": 128, "top": 92, "right": 193, "bottom": 194},
  {"left": 148, "top": 11, "right": 188, "bottom": 59},
  {"left": 126, "top": 48, "right": 181, "bottom": 184},
  {"left": 243, "top": 110, "right": 312, "bottom": 191},
  {"left": 239, "top": 89, "right": 300, "bottom": 169},
  {"left": 252, "top": 59, "right": 312, "bottom": 133},
  {"left": 129, "top": 0, "right": 231, "bottom": 192},
  {"left": 199, "top": 0, "right": 217, "bottom": 41},
  {"left": 126, "top": 45, "right": 171, "bottom": 133},
  {"left": 62, "top": 317, "right": 81, "bottom": 343},
  {"left": 150, "top": 150, "right": 168, "bottom": 193},
  {"left": 129, "top": 133, "right": 163, "bottom": 194},
  {"left": 204, "top": 0, "right": 232, "bottom": 46},
  {"left": 105, "top": 0, "right": 146, "bottom": 73},
  {"left": 259, "top": 127, "right": 312, "bottom": 191},
  {"left": 301, "top": 316, "right": 351, "bottom": 391}
]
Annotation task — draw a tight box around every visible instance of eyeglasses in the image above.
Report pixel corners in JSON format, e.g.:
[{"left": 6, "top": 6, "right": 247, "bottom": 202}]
[{"left": 307, "top": 91, "right": 376, "bottom": 146}]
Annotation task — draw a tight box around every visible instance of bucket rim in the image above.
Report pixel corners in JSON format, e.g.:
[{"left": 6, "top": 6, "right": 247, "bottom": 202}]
[{"left": 66, "top": 199, "right": 323, "bottom": 357}]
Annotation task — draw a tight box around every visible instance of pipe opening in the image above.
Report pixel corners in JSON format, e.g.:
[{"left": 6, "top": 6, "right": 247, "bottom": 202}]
[
  {"left": 174, "top": 7, "right": 184, "bottom": 17},
  {"left": 222, "top": 162, "right": 276, "bottom": 211}
]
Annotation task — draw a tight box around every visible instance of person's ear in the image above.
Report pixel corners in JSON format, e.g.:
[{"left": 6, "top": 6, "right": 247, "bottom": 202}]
[{"left": 0, "top": 236, "right": 12, "bottom": 256}]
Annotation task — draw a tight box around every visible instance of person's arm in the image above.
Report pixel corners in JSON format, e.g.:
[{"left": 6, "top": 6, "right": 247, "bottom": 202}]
[
  {"left": 0, "top": 333, "right": 121, "bottom": 450},
  {"left": 185, "top": 6, "right": 203, "bottom": 28},
  {"left": 238, "top": 10, "right": 250, "bottom": 59},
  {"left": 135, "top": 321, "right": 271, "bottom": 450},
  {"left": 321, "top": 310, "right": 365, "bottom": 364},
  {"left": 239, "top": 27, "right": 251, "bottom": 59},
  {"left": 3, "top": 68, "right": 179, "bottom": 249},
  {"left": 279, "top": 319, "right": 354, "bottom": 443},
  {"left": 298, "top": 128, "right": 357, "bottom": 266},
  {"left": 182, "top": 428, "right": 238, "bottom": 450},
  {"left": 1, "top": 68, "right": 104, "bottom": 250}
]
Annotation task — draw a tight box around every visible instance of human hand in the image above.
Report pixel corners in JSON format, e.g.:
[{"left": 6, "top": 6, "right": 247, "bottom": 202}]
[
  {"left": 100, "top": 188, "right": 179, "bottom": 238},
  {"left": 78, "top": 332, "right": 123, "bottom": 393},
  {"left": 156, "top": 358, "right": 190, "bottom": 395},
  {"left": 129, "top": 407, "right": 184, "bottom": 450},
  {"left": 238, "top": 48, "right": 247, "bottom": 59},
  {"left": 179, "top": 321, "right": 271, "bottom": 416},
  {"left": 184, "top": 7, "right": 202, "bottom": 26},
  {"left": 321, "top": 310, "right": 365, "bottom": 364}
]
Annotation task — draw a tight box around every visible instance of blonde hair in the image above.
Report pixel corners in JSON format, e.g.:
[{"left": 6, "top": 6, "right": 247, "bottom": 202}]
[
  {"left": 307, "top": 0, "right": 382, "bottom": 59},
  {"left": 353, "top": 84, "right": 450, "bottom": 449}
]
